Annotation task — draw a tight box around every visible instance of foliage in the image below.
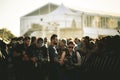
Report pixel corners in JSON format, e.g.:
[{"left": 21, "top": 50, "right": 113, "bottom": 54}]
[{"left": 0, "top": 28, "right": 15, "bottom": 41}]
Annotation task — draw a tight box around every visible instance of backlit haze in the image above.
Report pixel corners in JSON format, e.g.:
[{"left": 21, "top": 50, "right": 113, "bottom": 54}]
[{"left": 0, "top": 0, "right": 120, "bottom": 36}]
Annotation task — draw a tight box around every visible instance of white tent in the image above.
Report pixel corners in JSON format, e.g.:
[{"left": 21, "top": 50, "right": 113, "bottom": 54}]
[
  {"left": 46, "top": 4, "right": 81, "bottom": 28},
  {"left": 20, "top": 3, "right": 82, "bottom": 36},
  {"left": 83, "top": 27, "right": 120, "bottom": 38},
  {"left": 48, "top": 4, "right": 76, "bottom": 15}
]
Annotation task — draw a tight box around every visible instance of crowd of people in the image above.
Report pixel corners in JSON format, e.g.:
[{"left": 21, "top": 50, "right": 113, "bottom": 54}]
[{"left": 0, "top": 34, "right": 120, "bottom": 80}]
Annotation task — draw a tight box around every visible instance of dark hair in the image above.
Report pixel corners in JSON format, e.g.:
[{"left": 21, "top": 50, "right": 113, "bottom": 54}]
[
  {"left": 31, "top": 36, "right": 36, "bottom": 42},
  {"left": 37, "top": 38, "right": 43, "bottom": 43},
  {"left": 61, "top": 39, "right": 67, "bottom": 44},
  {"left": 23, "top": 36, "right": 30, "bottom": 41},
  {"left": 50, "top": 34, "right": 57, "bottom": 41},
  {"left": 67, "top": 41, "right": 74, "bottom": 45}
]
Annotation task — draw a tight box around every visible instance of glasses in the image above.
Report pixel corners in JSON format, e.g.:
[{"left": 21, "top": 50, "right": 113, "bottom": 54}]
[{"left": 68, "top": 46, "right": 74, "bottom": 49}]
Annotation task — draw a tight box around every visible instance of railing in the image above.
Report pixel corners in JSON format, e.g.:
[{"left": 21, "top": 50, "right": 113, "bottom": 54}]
[{"left": 80, "top": 53, "right": 120, "bottom": 72}]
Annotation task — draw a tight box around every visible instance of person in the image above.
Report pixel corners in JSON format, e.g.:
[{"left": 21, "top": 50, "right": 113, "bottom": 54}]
[
  {"left": 59, "top": 41, "right": 81, "bottom": 80},
  {"left": 42, "top": 37, "right": 49, "bottom": 80},
  {"left": 8, "top": 36, "right": 35, "bottom": 80},
  {"left": 0, "top": 40, "right": 8, "bottom": 80},
  {"left": 74, "top": 38, "right": 81, "bottom": 51},
  {"left": 57, "top": 39, "right": 68, "bottom": 80},
  {"left": 43, "top": 37, "right": 48, "bottom": 48},
  {"left": 48, "top": 34, "right": 60, "bottom": 80},
  {"left": 30, "top": 36, "right": 36, "bottom": 45},
  {"left": 57, "top": 39, "right": 67, "bottom": 56},
  {"left": 12, "top": 36, "right": 31, "bottom": 80},
  {"left": 28, "top": 37, "right": 46, "bottom": 80},
  {"left": 21, "top": 36, "right": 31, "bottom": 80}
]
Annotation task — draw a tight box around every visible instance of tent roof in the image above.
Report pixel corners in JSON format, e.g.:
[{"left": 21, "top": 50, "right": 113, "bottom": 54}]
[
  {"left": 23, "top": 3, "right": 58, "bottom": 17},
  {"left": 48, "top": 4, "right": 77, "bottom": 16},
  {"left": 22, "top": 2, "right": 120, "bottom": 17}
]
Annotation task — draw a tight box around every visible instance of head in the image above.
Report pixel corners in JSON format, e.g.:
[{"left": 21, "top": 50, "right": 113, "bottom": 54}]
[
  {"left": 31, "top": 36, "right": 36, "bottom": 44},
  {"left": 23, "top": 36, "right": 30, "bottom": 46},
  {"left": 59, "top": 39, "right": 67, "bottom": 47},
  {"left": 50, "top": 34, "right": 58, "bottom": 45},
  {"left": 74, "top": 38, "right": 78, "bottom": 44},
  {"left": 44, "top": 37, "right": 47, "bottom": 44},
  {"left": 37, "top": 37, "right": 43, "bottom": 47},
  {"left": 67, "top": 41, "right": 75, "bottom": 52}
]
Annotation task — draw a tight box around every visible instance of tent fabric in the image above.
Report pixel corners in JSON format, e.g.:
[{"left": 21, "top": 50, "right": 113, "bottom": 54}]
[
  {"left": 48, "top": 4, "right": 77, "bottom": 16},
  {"left": 83, "top": 27, "right": 119, "bottom": 38}
]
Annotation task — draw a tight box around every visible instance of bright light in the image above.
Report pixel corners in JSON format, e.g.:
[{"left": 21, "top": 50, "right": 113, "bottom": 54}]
[{"left": 0, "top": 0, "right": 120, "bottom": 36}]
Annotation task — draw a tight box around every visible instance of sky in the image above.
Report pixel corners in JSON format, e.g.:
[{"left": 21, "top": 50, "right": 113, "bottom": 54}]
[{"left": 0, "top": 0, "right": 120, "bottom": 36}]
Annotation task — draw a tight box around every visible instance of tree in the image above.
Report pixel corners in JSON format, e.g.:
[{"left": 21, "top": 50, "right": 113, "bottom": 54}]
[{"left": 0, "top": 28, "right": 15, "bottom": 41}]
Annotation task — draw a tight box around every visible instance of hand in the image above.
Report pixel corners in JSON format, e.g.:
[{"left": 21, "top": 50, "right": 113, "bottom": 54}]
[
  {"left": 23, "top": 54, "right": 29, "bottom": 61},
  {"left": 31, "top": 57, "right": 36, "bottom": 63},
  {"left": 63, "top": 58, "right": 68, "bottom": 63},
  {"left": 54, "top": 57, "right": 59, "bottom": 63},
  {"left": 59, "top": 59, "right": 64, "bottom": 65}
]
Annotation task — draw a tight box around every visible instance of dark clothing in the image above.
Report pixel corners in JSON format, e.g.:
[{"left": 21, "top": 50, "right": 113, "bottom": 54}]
[
  {"left": 0, "top": 49, "right": 8, "bottom": 80},
  {"left": 57, "top": 47, "right": 67, "bottom": 57},
  {"left": 48, "top": 45, "right": 60, "bottom": 80},
  {"left": 64, "top": 50, "right": 78, "bottom": 69},
  {"left": 42, "top": 45, "right": 48, "bottom": 58},
  {"left": 12, "top": 43, "right": 30, "bottom": 80},
  {"left": 48, "top": 45, "right": 59, "bottom": 63},
  {"left": 63, "top": 49, "right": 79, "bottom": 80},
  {"left": 28, "top": 45, "right": 48, "bottom": 80}
]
